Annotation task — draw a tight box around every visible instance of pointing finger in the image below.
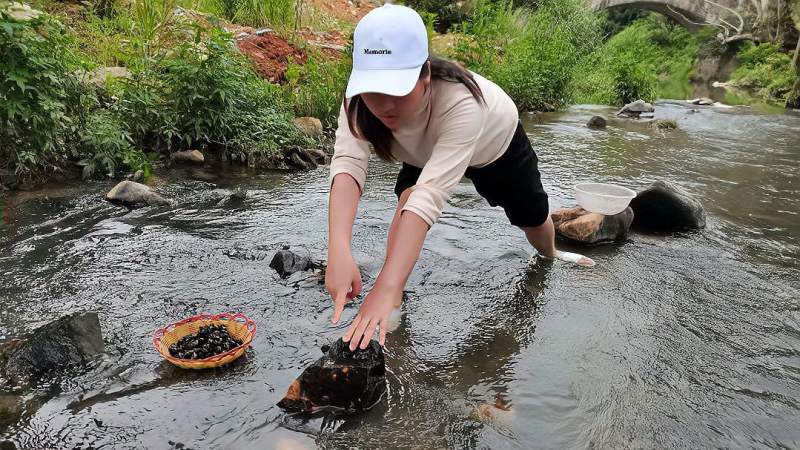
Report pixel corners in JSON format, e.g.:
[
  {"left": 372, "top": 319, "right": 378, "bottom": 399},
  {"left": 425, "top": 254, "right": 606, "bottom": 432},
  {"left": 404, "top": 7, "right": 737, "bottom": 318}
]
[{"left": 332, "top": 291, "right": 347, "bottom": 324}]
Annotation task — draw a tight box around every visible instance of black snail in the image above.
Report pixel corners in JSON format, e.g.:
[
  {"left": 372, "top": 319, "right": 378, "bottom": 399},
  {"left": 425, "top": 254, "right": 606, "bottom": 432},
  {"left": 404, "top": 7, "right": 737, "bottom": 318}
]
[{"left": 168, "top": 324, "right": 242, "bottom": 360}]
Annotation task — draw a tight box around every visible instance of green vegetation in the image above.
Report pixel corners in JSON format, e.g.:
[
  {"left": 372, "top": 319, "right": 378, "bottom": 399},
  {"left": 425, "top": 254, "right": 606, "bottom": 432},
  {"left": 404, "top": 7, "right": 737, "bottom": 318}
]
[
  {"left": 730, "top": 42, "right": 795, "bottom": 103},
  {"left": 448, "top": 0, "right": 602, "bottom": 111},
  {"left": 284, "top": 53, "right": 351, "bottom": 126},
  {"left": 1, "top": 0, "right": 317, "bottom": 182},
  {"left": 404, "top": 0, "right": 475, "bottom": 32},
  {"left": 3, "top": 0, "right": 798, "bottom": 186},
  {"left": 572, "top": 16, "right": 698, "bottom": 105}
]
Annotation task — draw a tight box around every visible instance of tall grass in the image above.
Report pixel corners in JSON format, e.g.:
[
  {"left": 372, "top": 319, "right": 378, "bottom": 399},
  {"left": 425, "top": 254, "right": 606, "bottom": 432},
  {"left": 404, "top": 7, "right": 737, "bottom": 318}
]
[{"left": 132, "top": 0, "right": 178, "bottom": 64}]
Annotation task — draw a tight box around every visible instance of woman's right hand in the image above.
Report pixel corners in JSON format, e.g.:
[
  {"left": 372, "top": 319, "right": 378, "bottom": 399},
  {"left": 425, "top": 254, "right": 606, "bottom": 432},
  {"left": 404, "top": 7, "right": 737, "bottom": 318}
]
[{"left": 325, "top": 250, "right": 363, "bottom": 324}]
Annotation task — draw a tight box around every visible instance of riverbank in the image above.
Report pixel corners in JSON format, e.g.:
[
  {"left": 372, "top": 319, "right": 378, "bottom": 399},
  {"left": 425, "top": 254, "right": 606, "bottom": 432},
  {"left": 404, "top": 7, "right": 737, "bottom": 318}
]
[{"left": 1, "top": 0, "right": 798, "bottom": 190}]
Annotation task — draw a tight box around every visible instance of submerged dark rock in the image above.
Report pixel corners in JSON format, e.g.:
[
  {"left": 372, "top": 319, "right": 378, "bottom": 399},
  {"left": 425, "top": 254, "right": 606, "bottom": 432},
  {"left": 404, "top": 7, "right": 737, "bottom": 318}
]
[
  {"left": 270, "top": 249, "right": 312, "bottom": 278},
  {"left": 0, "top": 312, "right": 104, "bottom": 386},
  {"left": 0, "top": 394, "right": 22, "bottom": 426},
  {"left": 551, "top": 206, "right": 633, "bottom": 244},
  {"left": 630, "top": 180, "right": 706, "bottom": 231},
  {"left": 277, "top": 338, "right": 386, "bottom": 414},
  {"left": 105, "top": 181, "right": 170, "bottom": 207},
  {"left": 586, "top": 115, "right": 607, "bottom": 129}
]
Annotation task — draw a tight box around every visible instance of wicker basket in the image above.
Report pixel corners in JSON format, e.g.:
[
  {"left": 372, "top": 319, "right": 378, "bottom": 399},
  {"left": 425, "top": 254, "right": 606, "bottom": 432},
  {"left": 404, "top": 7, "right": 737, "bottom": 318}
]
[{"left": 153, "top": 312, "right": 256, "bottom": 369}]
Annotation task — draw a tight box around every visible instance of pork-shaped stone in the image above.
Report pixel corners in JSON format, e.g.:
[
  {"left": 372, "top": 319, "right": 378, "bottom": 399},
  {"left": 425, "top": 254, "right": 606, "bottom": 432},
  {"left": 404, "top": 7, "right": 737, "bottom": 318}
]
[{"left": 277, "top": 338, "right": 386, "bottom": 414}]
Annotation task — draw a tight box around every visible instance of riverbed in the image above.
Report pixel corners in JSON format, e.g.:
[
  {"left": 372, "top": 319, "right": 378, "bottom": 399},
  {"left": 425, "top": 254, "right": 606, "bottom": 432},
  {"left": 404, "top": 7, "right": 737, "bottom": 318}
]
[{"left": 1, "top": 102, "right": 798, "bottom": 449}]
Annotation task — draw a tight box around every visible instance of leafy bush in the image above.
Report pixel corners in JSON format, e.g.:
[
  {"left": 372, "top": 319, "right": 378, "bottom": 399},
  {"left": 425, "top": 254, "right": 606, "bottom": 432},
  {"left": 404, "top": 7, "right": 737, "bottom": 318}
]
[
  {"left": 117, "top": 25, "right": 311, "bottom": 164},
  {"left": 611, "top": 61, "right": 657, "bottom": 104},
  {"left": 404, "top": 0, "right": 475, "bottom": 32},
  {"left": 1, "top": 7, "right": 75, "bottom": 175},
  {"left": 730, "top": 42, "right": 794, "bottom": 102},
  {"left": 284, "top": 52, "right": 350, "bottom": 125},
  {"left": 77, "top": 110, "right": 135, "bottom": 179},
  {"left": 572, "top": 16, "right": 697, "bottom": 105},
  {"left": 451, "top": 0, "right": 602, "bottom": 111}
]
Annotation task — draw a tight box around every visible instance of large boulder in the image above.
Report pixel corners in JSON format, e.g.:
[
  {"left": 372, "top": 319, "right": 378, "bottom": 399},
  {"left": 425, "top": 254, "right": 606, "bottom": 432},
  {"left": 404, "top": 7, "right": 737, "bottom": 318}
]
[
  {"left": 551, "top": 206, "right": 633, "bottom": 244},
  {"left": 170, "top": 150, "right": 205, "bottom": 164},
  {"left": 616, "top": 99, "right": 655, "bottom": 118},
  {"left": 293, "top": 117, "right": 323, "bottom": 139},
  {"left": 277, "top": 338, "right": 386, "bottom": 413},
  {"left": 0, "top": 312, "right": 104, "bottom": 386},
  {"left": 106, "top": 181, "right": 170, "bottom": 207},
  {"left": 270, "top": 248, "right": 312, "bottom": 278},
  {"left": 629, "top": 181, "right": 706, "bottom": 231}
]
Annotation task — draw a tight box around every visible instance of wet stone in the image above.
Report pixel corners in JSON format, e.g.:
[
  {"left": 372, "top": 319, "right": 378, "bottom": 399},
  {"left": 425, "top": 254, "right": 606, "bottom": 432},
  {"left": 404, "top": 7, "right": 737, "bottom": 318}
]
[
  {"left": 586, "top": 115, "right": 607, "bottom": 129},
  {"left": 630, "top": 180, "right": 706, "bottom": 231},
  {"left": 277, "top": 338, "right": 386, "bottom": 414},
  {"left": 551, "top": 206, "right": 633, "bottom": 244},
  {"left": 105, "top": 181, "right": 170, "bottom": 207},
  {"left": 270, "top": 249, "right": 312, "bottom": 278},
  {"left": 0, "top": 312, "right": 104, "bottom": 386},
  {"left": 168, "top": 324, "right": 242, "bottom": 360}
]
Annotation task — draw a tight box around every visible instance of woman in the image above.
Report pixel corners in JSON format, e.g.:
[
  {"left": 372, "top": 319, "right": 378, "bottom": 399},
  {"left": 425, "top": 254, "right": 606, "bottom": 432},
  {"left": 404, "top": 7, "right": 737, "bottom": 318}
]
[{"left": 327, "top": 4, "right": 593, "bottom": 351}]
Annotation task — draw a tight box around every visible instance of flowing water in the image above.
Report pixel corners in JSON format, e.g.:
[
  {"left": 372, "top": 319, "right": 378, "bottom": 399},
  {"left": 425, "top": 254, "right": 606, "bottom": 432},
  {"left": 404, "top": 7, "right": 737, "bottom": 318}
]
[{"left": 1, "top": 102, "right": 798, "bottom": 449}]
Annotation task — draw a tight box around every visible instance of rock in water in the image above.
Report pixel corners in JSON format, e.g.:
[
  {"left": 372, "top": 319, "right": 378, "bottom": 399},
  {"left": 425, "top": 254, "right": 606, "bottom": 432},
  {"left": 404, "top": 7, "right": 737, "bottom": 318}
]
[
  {"left": 616, "top": 99, "right": 655, "bottom": 118},
  {"left": 277, "top": 338, "right": 386, "bottom": 413},
  {"left": 629, "top": 180, "right": 706, "bottom": 231},
  {"left": 105, "top": 181, "right": 170, "bottom": 207},
  {"left": 586, "top": 116, "right": 607, "bottom": 129},
  {"left": 0, "top": 394, "right": 22, "bottom": 426},
  {"left": 551, "top": 206, "right": 633, "bottom": 244},
  {"left": 688, "top": 97, "right": 714, "bottom": 106},
  {"left": 270, "top": 249, "right": 312, "bottom": 278},
  {"left": 0, "top": 312, "right": 104, "bottom": 386},
  {"left": 170, "top": 150, "right": 205, "bottom": 164}
]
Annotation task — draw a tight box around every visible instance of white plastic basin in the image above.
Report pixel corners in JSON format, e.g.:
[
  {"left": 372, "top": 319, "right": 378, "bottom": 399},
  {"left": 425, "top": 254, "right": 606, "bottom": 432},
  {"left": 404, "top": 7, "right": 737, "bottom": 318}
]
[{"left": 574, "top": 182, "right": 636, "bottom": 215}]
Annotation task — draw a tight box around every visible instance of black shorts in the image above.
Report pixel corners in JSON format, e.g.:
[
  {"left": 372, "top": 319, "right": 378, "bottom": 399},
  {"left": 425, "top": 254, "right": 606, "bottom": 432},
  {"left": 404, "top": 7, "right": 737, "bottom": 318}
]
[{"left": 394, "top": 121, "right": 549, "bottom": 228}]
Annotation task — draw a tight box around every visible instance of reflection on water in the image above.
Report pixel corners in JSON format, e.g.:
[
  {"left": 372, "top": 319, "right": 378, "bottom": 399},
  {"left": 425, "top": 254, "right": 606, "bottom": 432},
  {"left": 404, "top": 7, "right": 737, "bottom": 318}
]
[{"left": 0, "top": 102, "right": 799, "bottom": 449}]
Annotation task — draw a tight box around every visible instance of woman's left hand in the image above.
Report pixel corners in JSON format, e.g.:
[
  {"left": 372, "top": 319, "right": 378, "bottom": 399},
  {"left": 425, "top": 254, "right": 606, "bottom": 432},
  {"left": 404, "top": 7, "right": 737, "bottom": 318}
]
[{"left": 343, "top": 282, "right": 401, "bottom": 350}]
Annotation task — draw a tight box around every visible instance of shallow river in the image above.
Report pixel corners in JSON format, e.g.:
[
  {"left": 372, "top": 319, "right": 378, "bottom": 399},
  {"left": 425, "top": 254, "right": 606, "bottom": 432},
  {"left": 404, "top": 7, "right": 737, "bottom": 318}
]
[{"left": 1, "top": 102, "right": 799, "bottom": 449}]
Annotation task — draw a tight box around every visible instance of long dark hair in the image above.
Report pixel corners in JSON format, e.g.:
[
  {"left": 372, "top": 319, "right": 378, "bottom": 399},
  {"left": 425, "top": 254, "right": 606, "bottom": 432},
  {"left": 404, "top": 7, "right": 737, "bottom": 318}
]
[{"left": 345, "top": 56, "right": 485, "bottom": 162}]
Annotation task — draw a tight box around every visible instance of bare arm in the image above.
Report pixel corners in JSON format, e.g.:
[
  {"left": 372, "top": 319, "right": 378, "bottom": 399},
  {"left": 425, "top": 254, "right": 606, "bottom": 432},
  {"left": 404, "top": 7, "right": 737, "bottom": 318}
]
[
  {"left": 344, "top": 206, "right": 429, "bottom": 350},
  {"left": 326, "top": 174, "right": 364, "bottom": 324},
  {"left": 328, "top": 173, "right": 360, "bottom": 255}
]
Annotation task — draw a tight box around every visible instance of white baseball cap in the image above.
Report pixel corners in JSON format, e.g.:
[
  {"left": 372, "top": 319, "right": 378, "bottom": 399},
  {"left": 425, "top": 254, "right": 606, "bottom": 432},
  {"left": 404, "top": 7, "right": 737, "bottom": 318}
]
[{"left": 345, "top": 4, "right": 429, "bottom": 99}]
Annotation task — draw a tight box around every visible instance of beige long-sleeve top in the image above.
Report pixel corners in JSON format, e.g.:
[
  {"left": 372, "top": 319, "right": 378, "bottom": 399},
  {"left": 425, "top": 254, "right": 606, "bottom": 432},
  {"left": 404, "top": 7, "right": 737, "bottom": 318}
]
[{"left": 329, "top": 72, "right": 519, "bottom": 226}]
